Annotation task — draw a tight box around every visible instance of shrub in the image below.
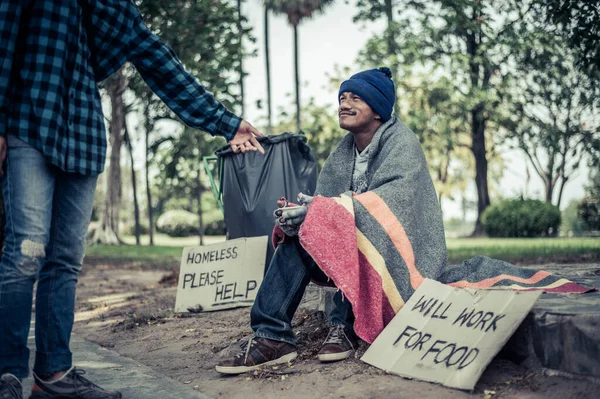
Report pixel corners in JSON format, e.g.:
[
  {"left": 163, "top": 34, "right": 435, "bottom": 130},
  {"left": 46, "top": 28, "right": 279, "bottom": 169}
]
[
  {"left": 123, "top": 221, "right": 150, "bottom": 236},
  {"left": 561, "top": 200, "right": 591, "bottom": 236},
  {"left": 156, "top": 210, "right": 200, "bottom": 237},
  {"left": 482, "top": 198, "right": 561, "bottom": 238},
  {"left": 203, "top": 209, "right": 226, "bottom": 236},
  {"left": 578, "top": 195, "right": 600, "bottom": 231},
  {"left": 204, "top": 220, "right": 226, "bottom": 235}
]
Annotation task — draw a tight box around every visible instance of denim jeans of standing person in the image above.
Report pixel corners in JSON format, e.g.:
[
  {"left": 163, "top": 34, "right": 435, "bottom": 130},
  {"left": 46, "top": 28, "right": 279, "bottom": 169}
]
[
  {"left": 251, "top": 236, "right": 355, "bottom": 345},
  {"left": 0, "top": 137, "right": 97, "bottom": 379}
]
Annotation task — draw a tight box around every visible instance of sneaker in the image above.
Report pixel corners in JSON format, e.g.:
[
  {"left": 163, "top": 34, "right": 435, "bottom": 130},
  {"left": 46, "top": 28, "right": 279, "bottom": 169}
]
[
  {"left": 30, "top": 367, "right": 121, "bottom": 399},
  {"left": 317, "top": 325, "right": 358, "bottom": 362},
  {"left": 0, "top": 374, "right": 22, "bottom": 399},
  {"left": 215, "top": 337, "right": 297, "bottom": 375}
]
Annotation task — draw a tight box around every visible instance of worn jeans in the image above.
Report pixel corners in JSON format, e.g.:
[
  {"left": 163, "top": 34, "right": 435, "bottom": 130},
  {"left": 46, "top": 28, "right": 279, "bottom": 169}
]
[
  {"left": 0, "top": 141, "right": 97, "bottom": 379},
  {"left": 251, "top": 237, "right": 354, "bottom": 345}
]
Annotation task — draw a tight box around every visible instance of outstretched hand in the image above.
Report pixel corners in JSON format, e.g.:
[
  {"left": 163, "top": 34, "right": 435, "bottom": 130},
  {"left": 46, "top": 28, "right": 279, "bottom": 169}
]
[
  {"left": 229, "top": 120, "right": 265, "bottom": 154},
  {"left": 273, "top": 193, "right": 315, "bottom": 236}
]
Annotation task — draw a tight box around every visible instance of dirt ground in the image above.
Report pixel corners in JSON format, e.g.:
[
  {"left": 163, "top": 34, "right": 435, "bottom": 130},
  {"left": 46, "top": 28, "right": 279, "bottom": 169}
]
[{"left": 72, "top": 259, "right": 599, "bottom": 399}]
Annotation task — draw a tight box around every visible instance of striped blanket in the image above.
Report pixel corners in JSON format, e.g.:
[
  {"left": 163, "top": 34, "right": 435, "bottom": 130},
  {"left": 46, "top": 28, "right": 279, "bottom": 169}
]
[{"left": 274, "top": 117, "right": 594, "bottom": 344}]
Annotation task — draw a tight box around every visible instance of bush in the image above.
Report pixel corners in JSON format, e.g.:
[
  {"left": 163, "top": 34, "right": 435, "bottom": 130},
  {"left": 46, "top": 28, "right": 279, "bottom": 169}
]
[
  {"left": 482, "top": 198, "right": 561, "bottom": 238},
  {"left": 156, "top": 210, "right": 200, "bottom": 237},
  {"left": 202, "top": 209, "right": 226, "bottom": 236},
  {"left": 123, "top": 221, "right": 150, "bottom": 236},
  {"left": 578, "top": 195, "right": 600, "bottom": 231},
  {"left": 203, "top": 220, "right": 226, "bottom": 235},
  {"left": 561, "top": 200, "right": 590, "bottom": 236},
  {"left": 155, "top": 209, "right": 227, "bottom": 237}
]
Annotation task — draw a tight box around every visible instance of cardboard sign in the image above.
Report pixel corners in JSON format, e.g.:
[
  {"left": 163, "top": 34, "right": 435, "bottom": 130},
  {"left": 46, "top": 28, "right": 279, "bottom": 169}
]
[
  {"left": 174, "top": 236, "right": 268, "bottom": 313},
  {"left": 361, "top": 279, "right": 541, "bottom": 390}
]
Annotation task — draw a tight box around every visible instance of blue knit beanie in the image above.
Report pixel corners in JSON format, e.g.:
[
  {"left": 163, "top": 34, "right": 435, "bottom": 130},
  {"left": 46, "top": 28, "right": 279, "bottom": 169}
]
[{"left": 338, "top": 67, "right": 395, "bottom": 122}]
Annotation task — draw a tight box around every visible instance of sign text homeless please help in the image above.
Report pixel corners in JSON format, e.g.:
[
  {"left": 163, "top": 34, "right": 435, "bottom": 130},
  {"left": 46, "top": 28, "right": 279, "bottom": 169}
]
[{"left": 174, "top": 236, "right": 268, "bottom": 312}]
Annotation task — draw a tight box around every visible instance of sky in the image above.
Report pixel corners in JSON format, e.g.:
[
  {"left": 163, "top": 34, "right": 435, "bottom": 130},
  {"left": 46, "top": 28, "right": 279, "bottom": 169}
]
[{"left": 234, "top": 0, "right": 591, "bottom": 219}]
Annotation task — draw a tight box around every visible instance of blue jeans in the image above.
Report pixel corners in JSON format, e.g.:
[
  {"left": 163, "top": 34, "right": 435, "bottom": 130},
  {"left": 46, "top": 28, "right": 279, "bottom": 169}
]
[
  {"left": 0, "top": 142, "right": 97, "bottom": 379},
  {"left": 251, "top": 237, "right": 354, "bottom": 345}
]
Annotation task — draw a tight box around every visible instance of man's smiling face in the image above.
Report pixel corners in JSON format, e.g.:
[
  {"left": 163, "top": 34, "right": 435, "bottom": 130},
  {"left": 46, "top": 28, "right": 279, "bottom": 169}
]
[{"left": 338, "top": 91, "right": 380, "bottom": 132}]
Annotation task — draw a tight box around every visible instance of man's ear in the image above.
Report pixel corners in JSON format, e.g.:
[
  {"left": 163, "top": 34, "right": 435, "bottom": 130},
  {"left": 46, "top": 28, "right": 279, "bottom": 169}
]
[{"left": 374, "top": 114, "right": 382, "bottom": 120}]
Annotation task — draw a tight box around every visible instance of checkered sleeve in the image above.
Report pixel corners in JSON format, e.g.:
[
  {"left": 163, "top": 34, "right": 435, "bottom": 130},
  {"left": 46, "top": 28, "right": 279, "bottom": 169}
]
[
  {"left": 0, "top": 0, "right": 22, "bottom": 137},
  {"left": 127, "top": 6, "right": 241, "bottom": 140}
]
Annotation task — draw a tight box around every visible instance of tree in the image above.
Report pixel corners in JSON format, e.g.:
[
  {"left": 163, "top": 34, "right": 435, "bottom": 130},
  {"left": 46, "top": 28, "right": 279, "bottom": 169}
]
[
  {"left": 238, "top": 0, "right": 247, "bottom": 118},
  {"left": 128, "top": 0, "right": 253, "bottom": 243},
  {"left": 124, "top": 123, "right": 141, "bottom": 245},
  {"left": 275, "top": 97, "right": 344, "bottom": 168},
  {"left": 542, "top": 0, "right": 600, "bottom": 73},
  {"left": 578, "top": 171, "right": 600, "bottom": 231},
  {"left": 153, "top": 126, "right": 226, "bottom": 244},
  {"left": 354, "top": 0, "right": 403, "bottom": 114},
  {"left": 266, "top": 0, "right": 335, "bottom": 132},
  {"left": 140, "top": 89, "right": 161, "bottom": 246},
  {"left": 262, "top": 3, "right": 274, "bottom": 134},
  {"left": 401, "top": 74, "right": 473, "bottom": 209},
  {"left": 273, "top": 68, "right": 349, "bottom": 167},
  {"left": 355, "top": 0, "right": 533, "bottom": 235},
  {"left": 507, "top": 4, "right": 600, "bottom": 208},
  {"left": 93, "top": 65, "right": 129, "bottom": 245}
]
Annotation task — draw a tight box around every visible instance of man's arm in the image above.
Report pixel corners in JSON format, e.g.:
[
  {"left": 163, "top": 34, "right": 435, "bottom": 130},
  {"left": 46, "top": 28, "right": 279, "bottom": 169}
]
[
  {"left": 125, "top": 5, "right": 256, "bottom": 143},
  {"left": 0, "top": 0, "right": 22, "bottom": 174},
  {"left": 0, "top": 0, "right": 21, "bottom": 137}
]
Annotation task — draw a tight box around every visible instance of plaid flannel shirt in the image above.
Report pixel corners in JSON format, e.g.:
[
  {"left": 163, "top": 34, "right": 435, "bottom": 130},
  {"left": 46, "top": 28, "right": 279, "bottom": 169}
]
[{"left": 0, "top": 0, "right": 241, "bottom": 176}]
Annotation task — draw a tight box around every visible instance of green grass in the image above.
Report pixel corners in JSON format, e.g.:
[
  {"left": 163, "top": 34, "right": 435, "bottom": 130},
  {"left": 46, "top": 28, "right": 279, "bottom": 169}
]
[
  {"left": 446, "top": 237, "right": 600, "bottom": 264},
  {"left": 119, "top": 233, "right": 223, "bottom": 247},
  {"left": 86, "top": 235, "right": 600, "bottom": 265},
  {"left": 85, "top": 244, "right": 183, "bottom": 261},
  {"left": 86, "top": 234, "right": 225, "bottom": 262}
]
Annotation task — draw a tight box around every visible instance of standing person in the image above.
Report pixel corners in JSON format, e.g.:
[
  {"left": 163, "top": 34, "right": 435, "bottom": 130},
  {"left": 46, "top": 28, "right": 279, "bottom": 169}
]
[{"left": 0, "top": 1, "right": 263, "bottom": 398}]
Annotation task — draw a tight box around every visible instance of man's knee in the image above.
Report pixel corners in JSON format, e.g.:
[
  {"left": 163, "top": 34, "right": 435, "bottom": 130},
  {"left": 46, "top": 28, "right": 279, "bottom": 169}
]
[
  {"left": 3, "top": 239, "right": 46, "bottom": 279},
  {"left": 49, "top": 239, "right": 86, "bottom": 275}
]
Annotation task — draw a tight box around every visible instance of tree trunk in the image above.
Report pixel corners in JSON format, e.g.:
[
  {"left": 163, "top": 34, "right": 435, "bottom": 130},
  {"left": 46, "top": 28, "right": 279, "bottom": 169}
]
[
  {"left": 293, "top": 24, "right": 301, "bottom": 132},
  {"left": 196, "top": 168, "right": 204, "bottom": 246},
  {"left": 237, "top": 0, "right": 245, "bottom": 117},
  {"left": 556, "top": 176, "right": 568, "bottom": 209},
  {"left": 125, "top": 124, "right": 141, "bottom": 245},
  {"left": 466, "top": 8, "right": 490, "bottom": 237},
  {"left": 461, "top": 193, "right": 468, "bottom": 223},
  {"left": 544, "top": 176, "right": 554, "bottom": 203},
  {"left": 384, "top": 0, "right": 394, "bottom": 54},
  {"left": 264, "top": 7, "right": 273, "bottom": 135},
  {"left": 384, "top": 0, "right": 400, "bottom": 116},
  {"left": 144, "top": 103, "right": 155, "bottom": 246},
  {"left": 471, "top": 107, "right": 490, "bottom": 236},
  {"left": 93, "top": 66, "right": 128, "bottom": 245}
]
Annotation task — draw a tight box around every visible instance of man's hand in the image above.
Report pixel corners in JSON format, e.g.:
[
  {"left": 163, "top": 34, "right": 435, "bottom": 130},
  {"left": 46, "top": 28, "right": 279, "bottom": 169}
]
[
  {"left": 229, "top": 120, "right": 265, "bottom": 154},
  {"left": 0, "top": 137, "right": 6, "bottom": 177},
  {"left": 273, "top": 193, "right": 314, "bottom": 236}
]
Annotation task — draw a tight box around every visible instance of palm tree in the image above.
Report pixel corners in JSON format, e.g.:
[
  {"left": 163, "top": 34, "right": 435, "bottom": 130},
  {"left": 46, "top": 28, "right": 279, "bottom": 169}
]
[
  {"left": 262, "top": 3, "right": 273, "bottom": 134},
  {"left": 266, "top": 0, "right": 335, "bottom": 132},
  {"left": 238, "top": 0, "right": 245, "bottom": 118}
]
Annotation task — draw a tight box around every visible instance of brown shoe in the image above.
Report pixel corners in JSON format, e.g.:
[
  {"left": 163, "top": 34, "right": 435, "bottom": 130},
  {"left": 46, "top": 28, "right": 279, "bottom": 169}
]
[
  {"left": 215, "top": 337, "right": 297, "bottom": 375},
  {"left": 317, "top": 325, "right": 358, "bottom": 362}
]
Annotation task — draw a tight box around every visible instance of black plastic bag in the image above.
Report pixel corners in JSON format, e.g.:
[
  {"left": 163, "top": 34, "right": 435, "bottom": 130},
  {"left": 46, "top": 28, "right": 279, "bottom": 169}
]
[{"left": 215, "top": 133, "right": 318, "bottom": 269}]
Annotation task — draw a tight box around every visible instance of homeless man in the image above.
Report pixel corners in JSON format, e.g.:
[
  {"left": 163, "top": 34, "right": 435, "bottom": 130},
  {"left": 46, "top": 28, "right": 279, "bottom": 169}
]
[{"left": 215, "top": 67, "right": 592, "bottom": 375}]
